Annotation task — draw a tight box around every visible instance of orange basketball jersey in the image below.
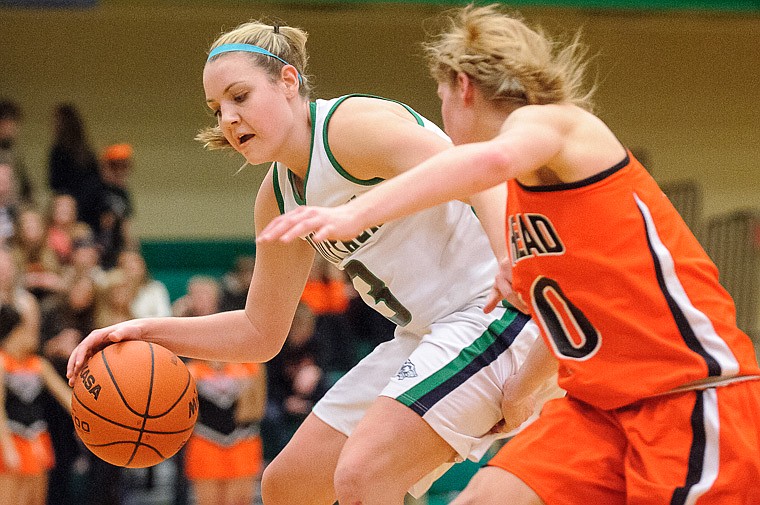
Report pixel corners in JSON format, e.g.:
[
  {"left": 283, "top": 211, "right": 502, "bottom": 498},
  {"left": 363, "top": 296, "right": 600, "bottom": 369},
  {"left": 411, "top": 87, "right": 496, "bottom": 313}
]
[{"left": 507, "top": 151, "right": 760, "bottom": 409}]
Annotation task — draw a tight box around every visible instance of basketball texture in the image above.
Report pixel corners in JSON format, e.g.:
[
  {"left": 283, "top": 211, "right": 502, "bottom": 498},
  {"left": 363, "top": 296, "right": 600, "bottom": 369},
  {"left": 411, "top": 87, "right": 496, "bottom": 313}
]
[{"left": 71, "top": 340, "right": 199, "bottom": 468}]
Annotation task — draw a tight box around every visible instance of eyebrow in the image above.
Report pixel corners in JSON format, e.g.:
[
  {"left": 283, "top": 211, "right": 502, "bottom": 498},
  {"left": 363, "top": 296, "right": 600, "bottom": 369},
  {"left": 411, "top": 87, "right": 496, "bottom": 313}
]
[{"left": 206, "top": 81, "right": 245, "bottom": 104}]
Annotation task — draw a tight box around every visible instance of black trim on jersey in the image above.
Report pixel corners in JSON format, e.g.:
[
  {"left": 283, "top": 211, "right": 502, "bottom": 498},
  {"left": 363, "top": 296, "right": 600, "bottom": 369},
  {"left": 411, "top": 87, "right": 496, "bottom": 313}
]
[
  {"left": 670, "top": 390, "right": 707, "bottom": 505},
  {"left": 638, "top": 206, "right": 722, "bottom": 376},
  {"left": 285, "top": 102, "right": 318, "bottom": 205},
  {"left": 272, "top": 163, "right": 286, "bottom": 215},
  {"left": 517, "top": 151, "right": 630, "bottom": 193},
  {"left": 407, "top": 311, "right": 531, "bottom": 416}
]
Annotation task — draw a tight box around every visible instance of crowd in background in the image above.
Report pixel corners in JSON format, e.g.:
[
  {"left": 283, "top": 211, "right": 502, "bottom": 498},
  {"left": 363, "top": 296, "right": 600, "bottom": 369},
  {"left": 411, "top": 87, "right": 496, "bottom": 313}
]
[{"left": 0, "top": 98, "right": 396, "bottom": 504}]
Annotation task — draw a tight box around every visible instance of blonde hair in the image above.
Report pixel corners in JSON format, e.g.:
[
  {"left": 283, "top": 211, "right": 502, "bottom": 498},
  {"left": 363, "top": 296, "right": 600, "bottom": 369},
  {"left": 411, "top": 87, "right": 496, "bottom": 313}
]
[
  {"left": 196, "top": 20, "right": 312, "bottom": 150},
  {"left": 424, "top": 4, "right": 595, "bottom": 110}
]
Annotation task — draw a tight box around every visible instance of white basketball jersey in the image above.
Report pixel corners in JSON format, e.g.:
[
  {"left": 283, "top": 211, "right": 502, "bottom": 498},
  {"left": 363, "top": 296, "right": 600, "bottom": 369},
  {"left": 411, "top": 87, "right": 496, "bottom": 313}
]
[{"left": 272, "top": 95, "right": 497, "bottom": 334}]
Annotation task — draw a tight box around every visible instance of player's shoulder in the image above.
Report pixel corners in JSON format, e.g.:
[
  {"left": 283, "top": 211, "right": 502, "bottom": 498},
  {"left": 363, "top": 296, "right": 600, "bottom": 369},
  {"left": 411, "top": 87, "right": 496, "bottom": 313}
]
[
  {"left": 510, "top": 103, "right": 593, "bottom": 128},
  {"left": 329, "top": 95, "right": 416, "bottom": 127}
]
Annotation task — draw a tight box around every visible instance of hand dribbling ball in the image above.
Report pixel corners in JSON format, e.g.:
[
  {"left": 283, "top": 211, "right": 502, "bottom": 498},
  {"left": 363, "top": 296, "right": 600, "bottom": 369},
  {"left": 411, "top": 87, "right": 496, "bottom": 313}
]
[{"left": 71, "top": 340, "right": 199, "bottom": 468}]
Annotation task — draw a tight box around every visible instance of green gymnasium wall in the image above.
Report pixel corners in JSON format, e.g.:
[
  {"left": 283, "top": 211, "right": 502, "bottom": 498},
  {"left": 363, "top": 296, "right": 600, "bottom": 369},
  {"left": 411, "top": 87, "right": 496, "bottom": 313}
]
[{"left": 140, "top": 239, "right": 255, "bottom": 300}]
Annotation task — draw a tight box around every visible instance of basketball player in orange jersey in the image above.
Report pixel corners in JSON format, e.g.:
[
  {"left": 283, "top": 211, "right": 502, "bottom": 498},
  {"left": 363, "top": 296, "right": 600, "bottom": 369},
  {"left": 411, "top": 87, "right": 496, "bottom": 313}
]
[{"left": 257, "top": 5, "right": 760, "bottom": 504}]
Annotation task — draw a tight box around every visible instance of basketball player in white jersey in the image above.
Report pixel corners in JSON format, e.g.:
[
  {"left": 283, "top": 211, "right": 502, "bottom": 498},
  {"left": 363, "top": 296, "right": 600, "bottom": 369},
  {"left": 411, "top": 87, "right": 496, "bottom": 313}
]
[{"left": 67, "top": 19, "right": 561, "bottom": 505}]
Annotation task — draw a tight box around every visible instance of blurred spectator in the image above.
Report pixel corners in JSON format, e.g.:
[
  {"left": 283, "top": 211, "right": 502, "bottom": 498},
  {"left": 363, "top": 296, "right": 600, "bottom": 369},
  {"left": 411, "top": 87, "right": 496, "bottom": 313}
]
[
  {"left": 87, "top": 269, "right": 136, "bottom": 505},
  {"left": 169, "top": 275, "right": 223, "bottom": 505},
  {"left": 48, "top": 103, "right": 102, "bottom": 234},
  {"left": 39, "top": 274, "right": 96, "bottom": 377},
  {"left": 10, "top": 206, "right": 65, "bottom": 303},
  {"left": 118, "top": 249, "right": 172, "bottom": 319},
  {"left": 300, "top": 255, "right": 350, "bottom": 316},
  {"left": 45, "top": 193, "right": 90, "bottom": 267},
  {"left": 301, "top": 256, "right": 357, "bottom": 373},
  {"left": 343, "top": 291, "right": 396, "bottom": 363},
  {"left": 0, "top": 248, "right": 72, "bottom": 505},
  {"left": 97, "top": 144, "right": 137, "bottom": 269},
  {"left": 60, "top": 233, "right": 106, "bottom": 288},
  {"left": 0, "top": 99, "right": 34, "bottom": 205},
  {"left": 184, "top": 360, "right": 266, "bottom": 505},
  {"left": 39, "top": 274, "right": 96, "bottom": 505},
  {"left": 94, "top": 269, "right": 134, "bottom": 328},
  {"left": 172, "top": 275, "right": 221, "bottom": 318},
  {"left": 0, "top": 162, "right": 19, "bottom": 246},
  {"left": 262, "top": 303, "right": 330, "bottom": 461},
  {"left": 219, "top": 255, "right": 255, "bottom": 312}
]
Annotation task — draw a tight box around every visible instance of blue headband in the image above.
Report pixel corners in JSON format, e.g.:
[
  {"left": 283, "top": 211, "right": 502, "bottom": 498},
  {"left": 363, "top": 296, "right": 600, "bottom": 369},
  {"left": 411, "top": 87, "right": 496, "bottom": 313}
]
[{"left": 207, "top": 43, "right": 303, "bottom": 84}]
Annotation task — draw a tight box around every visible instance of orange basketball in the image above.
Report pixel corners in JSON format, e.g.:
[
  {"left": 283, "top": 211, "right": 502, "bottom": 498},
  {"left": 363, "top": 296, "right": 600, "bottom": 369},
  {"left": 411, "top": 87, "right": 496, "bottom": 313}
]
[{"left": 71, "top": 340, "right": 199, "bottom": 468}]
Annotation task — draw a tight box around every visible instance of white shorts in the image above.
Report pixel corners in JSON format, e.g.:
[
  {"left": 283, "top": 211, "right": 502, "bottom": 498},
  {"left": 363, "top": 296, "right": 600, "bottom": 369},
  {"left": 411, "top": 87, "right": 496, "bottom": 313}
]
[{"left": 312, "top": 303, "right": 563, "bottom": 497}]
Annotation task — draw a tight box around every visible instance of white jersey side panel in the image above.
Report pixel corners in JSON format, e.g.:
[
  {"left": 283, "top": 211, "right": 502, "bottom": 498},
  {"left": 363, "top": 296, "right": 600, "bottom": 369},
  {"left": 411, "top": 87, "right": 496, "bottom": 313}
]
[{"left": 273, "top": 95, "right": 497, "bottom": 334}]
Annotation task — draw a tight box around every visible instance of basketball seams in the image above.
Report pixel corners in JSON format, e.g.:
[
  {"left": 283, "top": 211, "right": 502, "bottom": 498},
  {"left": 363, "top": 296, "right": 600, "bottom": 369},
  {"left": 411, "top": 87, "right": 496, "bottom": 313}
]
[
  {"left": 125, "top": 343, "right": 157, "bottom": 466},
  {"left": 102, "top": 344, "right": 146, "bottom": 417},
  {"left": 152, "top": 369, "right": 195, "bottom": 417},
  {"left": 73, "top": 392, "right": 195, "bottom": 434},
  {"left": 81, "top": 440, "right": 168, "bottom": 460},
  {"left": 103, "top": 343, "right": 194, "bottom": 417}
]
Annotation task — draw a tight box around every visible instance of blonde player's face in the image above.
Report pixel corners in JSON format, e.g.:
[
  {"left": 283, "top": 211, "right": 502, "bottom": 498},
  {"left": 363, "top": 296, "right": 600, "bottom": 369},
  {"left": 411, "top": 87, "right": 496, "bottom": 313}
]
[{"left": 203, "top": 53, "right": 294, "bottom": 165}]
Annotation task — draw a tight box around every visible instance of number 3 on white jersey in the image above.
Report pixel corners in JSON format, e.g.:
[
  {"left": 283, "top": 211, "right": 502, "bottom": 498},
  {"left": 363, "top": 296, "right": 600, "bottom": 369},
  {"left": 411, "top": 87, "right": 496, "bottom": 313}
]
[{"left": 344, "top": 260, "right": 412, "bottom": 326}]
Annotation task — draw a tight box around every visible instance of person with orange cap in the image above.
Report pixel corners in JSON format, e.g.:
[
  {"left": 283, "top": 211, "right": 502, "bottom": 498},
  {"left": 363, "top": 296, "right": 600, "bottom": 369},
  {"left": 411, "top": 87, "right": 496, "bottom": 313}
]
[{"left": 96, "top": 143, "right": 137, "bottom": 269}]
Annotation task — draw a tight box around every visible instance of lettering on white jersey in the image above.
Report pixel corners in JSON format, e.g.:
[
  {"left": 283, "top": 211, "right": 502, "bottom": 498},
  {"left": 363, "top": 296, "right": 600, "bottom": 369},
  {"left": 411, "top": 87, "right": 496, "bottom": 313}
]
[
  {"left": 508, "top": 213, "right": 565, "bottom": 263},
  {"left": 305, "top": 224, "right": 381, "bottom": 265}
]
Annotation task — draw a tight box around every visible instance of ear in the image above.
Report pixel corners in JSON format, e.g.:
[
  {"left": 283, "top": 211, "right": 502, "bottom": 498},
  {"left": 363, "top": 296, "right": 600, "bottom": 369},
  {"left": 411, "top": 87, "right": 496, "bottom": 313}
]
[
  {"left": 456, "top": 72, "right": 475, "bottom": 106},
  {"left": 280, "top": 65, "right": 301, "bottom": 97}
]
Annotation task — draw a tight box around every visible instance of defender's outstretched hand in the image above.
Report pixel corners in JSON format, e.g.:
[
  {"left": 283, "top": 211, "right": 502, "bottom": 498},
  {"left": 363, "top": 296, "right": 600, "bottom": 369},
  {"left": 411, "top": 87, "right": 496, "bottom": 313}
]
[
  {"left": 66, "top": 321, "right": 144, "bottom": 386},
  {"left": 257, "top": 204, "right": 366, "bottom": 244}
]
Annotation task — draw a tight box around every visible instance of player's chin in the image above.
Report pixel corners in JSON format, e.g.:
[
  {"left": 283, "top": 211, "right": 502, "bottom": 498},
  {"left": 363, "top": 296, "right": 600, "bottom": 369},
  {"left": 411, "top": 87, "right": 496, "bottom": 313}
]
[{"left": 237, "top": 145, "right": 269, "bottom": 166}]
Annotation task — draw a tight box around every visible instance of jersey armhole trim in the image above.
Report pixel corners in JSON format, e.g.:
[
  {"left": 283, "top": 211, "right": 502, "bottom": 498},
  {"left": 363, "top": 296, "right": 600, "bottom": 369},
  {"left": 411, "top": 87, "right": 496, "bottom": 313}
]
[
  {"left": 517, "top": 149, "right": 631, "bottom": 193},
  {"left": 271, "top": 163, "right": 286, "bottom": 215},
  {"left": 322, "top": 94, "right": 423, "bottom": 186}
]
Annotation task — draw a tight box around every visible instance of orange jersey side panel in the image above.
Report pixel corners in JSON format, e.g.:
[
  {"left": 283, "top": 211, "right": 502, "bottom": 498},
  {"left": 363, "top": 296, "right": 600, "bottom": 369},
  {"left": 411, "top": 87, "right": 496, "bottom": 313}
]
[{"left": 507, "top": 152, "right": 760, "bottom": 409}]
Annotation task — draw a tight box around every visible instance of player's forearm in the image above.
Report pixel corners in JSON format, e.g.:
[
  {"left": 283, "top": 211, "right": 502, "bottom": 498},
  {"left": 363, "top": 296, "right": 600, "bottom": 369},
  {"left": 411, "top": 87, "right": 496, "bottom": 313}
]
[
  {"left": 131, "top": 310, "right": 284, "bottom": 363},
  {"left": 468, "top": 185, "right": 509, "bottom": 261},
  {"left": 350, "top": 142, "right": 510, "bottom": 231},
  {"left": 504, "top": 337, "right": 559, "bottom": 401}
]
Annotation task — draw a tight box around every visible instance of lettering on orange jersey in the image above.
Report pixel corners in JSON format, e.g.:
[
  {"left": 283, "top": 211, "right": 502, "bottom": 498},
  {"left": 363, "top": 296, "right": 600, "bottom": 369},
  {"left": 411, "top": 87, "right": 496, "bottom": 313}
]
[{"left": 509, "top": 213, "right": 565, "bottom": 263}]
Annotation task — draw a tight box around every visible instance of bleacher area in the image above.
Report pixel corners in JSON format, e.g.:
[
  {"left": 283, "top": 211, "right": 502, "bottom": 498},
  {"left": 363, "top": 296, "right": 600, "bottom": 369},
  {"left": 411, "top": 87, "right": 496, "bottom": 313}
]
[{"left": 660, "top": 181, "right": 760, "bottom": 354}]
